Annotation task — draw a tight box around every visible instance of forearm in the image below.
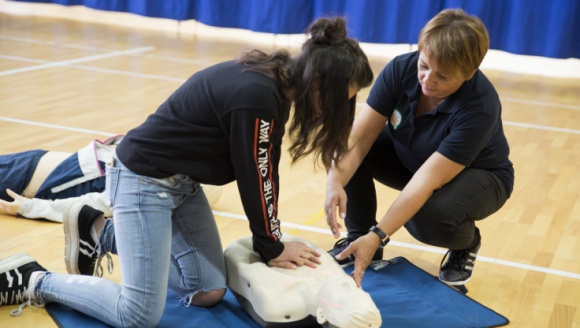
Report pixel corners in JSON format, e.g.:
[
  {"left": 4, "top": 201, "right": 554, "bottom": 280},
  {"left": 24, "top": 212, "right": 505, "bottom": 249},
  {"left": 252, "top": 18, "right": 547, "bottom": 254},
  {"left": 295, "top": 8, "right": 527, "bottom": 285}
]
[
  {"left": 376, "top": 152, "right": 465, "bottom": 237},
  {"left": 328, "top": 149, "right": 366, "bottom": 187},
  {"left": 17, "top": 192, "right": 109, "bottom": 223},
  {"left": 376, "top": 177, "right": 433, "bottom": 237},
  {"left": 330, "top": 105, "right": 387, "bottom": 187}
]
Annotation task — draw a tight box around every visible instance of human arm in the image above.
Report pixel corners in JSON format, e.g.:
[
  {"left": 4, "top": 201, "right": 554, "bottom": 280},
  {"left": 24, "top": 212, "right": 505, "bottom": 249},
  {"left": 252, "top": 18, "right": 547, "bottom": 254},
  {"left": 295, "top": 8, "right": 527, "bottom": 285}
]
[
  {"left": 228, "top": 104, "right": 320, "bottom": 269},
  {"left": 2, "top": 189, "right": 110, "bottom": 223},
  {"left": 324, "top": 105, "right": 388, "bottom": 238},
  {"left": 0, "top": 189, "right": 26, "bottom": 216},
  {"left": 268, "top": 241, "right": 321, "bottom": 269},
  {"left": 338, "top": 151, "right": 465, "bottom": 286}
]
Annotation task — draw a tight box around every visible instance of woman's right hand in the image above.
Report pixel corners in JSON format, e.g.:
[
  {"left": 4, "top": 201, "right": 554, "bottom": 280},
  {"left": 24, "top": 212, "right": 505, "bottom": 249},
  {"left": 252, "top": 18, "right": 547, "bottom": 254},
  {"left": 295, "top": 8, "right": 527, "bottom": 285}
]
[
  {"left": 267, "top": 241, "right": 321, "bottom": 269},
  {"left": 0, "top": 189, "right": 26, "bottom": 216},
  {"left": 324, "top": 178, "right": 346, "bottom": 238}
]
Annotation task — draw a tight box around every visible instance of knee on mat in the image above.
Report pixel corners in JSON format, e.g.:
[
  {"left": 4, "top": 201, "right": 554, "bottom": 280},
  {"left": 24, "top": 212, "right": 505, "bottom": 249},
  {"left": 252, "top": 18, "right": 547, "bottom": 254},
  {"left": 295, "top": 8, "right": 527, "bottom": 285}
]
[
  {"left": 119, "top": 306, "right": 164, "bottom": 328},
  {"left": 189, "top": 288, "right": 226, "bottom": 307}
]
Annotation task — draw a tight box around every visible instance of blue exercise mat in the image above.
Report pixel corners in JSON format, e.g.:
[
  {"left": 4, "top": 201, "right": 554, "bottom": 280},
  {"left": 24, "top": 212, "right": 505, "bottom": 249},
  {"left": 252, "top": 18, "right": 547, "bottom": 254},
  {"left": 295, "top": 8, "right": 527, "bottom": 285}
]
[{"left": 45, "top": 257, "right": 508, "bottom": 327}]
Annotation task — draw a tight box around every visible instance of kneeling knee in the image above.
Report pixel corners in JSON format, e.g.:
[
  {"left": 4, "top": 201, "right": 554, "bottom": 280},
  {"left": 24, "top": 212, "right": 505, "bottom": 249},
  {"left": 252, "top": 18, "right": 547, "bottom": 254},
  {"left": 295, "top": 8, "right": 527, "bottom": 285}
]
[{"left": 190, "top": 288, "right": 226, "bottom": 307}]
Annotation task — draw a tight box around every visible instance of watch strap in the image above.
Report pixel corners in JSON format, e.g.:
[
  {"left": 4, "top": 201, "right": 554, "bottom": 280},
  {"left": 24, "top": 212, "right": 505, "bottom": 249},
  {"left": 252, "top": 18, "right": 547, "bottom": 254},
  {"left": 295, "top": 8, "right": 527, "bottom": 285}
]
[{"left": 369, "top": 225, "right": 390, "bottom": 246}]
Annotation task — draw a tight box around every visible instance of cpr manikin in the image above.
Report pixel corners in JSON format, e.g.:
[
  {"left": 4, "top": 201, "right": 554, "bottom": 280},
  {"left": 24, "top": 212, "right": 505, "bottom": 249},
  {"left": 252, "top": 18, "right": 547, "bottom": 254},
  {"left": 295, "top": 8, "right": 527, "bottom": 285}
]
[{"left": 225, "top": 235, "right": 381, "bottom": 327}]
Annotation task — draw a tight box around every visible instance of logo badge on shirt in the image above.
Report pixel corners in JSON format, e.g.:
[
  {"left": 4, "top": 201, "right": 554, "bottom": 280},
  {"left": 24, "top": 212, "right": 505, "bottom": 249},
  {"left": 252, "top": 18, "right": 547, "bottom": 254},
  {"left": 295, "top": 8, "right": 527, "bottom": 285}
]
[{"left": 390, "top": 109, "right": 402, "bottom": 130}]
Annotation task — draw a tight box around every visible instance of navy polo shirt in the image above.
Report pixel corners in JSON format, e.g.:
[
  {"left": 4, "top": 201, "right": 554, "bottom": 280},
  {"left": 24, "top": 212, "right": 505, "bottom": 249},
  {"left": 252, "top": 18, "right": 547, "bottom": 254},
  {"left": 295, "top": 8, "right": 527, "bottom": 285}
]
[{"left": 367, "top": 51, "right": 514, "bottom": 195}]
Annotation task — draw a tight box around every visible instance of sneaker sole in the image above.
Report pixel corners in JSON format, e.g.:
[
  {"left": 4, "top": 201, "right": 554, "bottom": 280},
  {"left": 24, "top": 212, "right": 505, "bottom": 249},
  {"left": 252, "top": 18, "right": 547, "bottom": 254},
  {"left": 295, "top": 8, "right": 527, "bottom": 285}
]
[
  {"left": 338, "top": 261, "right": 354, "bottom": 268},
  {"left": 439, "top": 276, "right": 473, "bottom": 286},
  {"left": 338, "top": 258, "right": 384, "bottom": 269},
  {"left": 0, "top": 253, "right": 34, "bottom": 272},
  {"left": 63, "top": 201, "right": 84, "bottom": 275},
  {"left": 333, "top": 249, "right": 384, "bottom": 268}
]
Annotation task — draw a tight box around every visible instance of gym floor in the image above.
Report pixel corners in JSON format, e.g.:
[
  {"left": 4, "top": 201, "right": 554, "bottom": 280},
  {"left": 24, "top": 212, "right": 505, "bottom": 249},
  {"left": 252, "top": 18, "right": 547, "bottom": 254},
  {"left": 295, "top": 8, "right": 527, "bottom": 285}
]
[{"left": 0, "top": 6, "right": 579, "bottom": 328}]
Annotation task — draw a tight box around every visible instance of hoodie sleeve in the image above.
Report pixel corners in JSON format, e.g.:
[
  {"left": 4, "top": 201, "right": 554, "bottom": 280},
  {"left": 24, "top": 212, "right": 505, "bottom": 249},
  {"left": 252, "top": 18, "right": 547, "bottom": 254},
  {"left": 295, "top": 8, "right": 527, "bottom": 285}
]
[{"left": 227, "top": 107, "right": 285, "bottom": 262}]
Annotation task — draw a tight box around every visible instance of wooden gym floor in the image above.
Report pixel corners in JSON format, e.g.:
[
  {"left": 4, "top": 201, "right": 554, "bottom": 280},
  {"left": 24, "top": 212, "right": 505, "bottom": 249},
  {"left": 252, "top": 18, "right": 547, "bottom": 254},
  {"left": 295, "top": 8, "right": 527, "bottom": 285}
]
[{"left": 0, "top": 9, "right": 579, "bottom": 328}]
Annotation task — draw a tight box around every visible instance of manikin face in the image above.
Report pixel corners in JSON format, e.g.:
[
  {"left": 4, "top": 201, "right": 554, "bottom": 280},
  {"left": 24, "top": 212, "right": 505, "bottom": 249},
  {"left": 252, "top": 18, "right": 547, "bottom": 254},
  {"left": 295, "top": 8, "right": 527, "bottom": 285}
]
[{"left": 417, "top": 51, "right": 469, "bottom": 100}]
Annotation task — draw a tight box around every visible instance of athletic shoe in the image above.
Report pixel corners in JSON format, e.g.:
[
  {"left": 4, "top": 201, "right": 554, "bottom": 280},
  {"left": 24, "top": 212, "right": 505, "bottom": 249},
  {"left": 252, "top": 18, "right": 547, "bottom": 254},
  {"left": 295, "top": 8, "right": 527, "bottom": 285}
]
[
  {"left": 0, "top": 253, "right": 46, "bottom": 316},
  {"left": 439, "top": 233, "right": 482, "bottom": 286},
  {"left": 64, "top": 201, "right": 111, "bottom": 276},
  {"left": 327, "top": 238, "right": 384, "bottom": 267}
]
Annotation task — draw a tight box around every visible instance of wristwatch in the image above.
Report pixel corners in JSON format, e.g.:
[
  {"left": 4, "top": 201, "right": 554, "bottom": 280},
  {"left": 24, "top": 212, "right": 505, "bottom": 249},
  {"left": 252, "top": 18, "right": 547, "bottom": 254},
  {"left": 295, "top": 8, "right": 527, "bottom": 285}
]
[{"left": 369, "top": 225, "right": 390, "bottom": 246}]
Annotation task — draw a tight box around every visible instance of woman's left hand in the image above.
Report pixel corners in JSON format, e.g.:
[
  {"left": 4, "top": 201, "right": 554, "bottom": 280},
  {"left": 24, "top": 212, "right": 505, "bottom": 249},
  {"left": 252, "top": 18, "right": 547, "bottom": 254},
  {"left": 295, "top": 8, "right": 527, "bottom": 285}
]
[{"left": 334, "top": 233, "right": 381, "bottom": 287}]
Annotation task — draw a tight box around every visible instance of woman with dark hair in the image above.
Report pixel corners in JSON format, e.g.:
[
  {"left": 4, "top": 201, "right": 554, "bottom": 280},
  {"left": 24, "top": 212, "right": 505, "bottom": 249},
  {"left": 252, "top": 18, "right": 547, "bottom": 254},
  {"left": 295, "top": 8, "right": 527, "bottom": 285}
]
[
  {"left": 325, "top": 9, "right": 514, "bottom": 288},
  {"left": 0, "top": 16, "right": 373, "bottom": 327}
]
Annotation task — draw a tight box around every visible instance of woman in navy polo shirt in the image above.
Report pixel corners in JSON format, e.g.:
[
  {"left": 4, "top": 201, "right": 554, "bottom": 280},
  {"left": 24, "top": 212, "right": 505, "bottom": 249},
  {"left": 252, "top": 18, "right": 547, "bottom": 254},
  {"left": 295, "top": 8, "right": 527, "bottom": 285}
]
[{"left": 325, "top": 8, "right": 514, "bottom": 288}]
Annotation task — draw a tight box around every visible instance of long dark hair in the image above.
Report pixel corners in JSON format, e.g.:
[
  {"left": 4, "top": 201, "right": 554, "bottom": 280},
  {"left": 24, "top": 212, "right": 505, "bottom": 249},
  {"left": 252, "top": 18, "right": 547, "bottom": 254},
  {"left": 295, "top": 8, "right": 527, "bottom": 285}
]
[
  {"left": 238, "top": 17, "right": 373, "bottom": 168},
  {"left": 237, "top": 48, "right": 293, "bottom": 124},
  {"left": 289, "top": 17, "right": 373, "bottom": 168}
]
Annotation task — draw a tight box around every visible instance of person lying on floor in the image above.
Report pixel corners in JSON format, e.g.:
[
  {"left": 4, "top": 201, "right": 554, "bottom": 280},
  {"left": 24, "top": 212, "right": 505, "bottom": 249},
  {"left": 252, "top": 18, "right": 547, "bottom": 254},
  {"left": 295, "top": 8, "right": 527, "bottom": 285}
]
[
  {"left": 0, "top": 136, "right": 223, "bottom": 222},
  {"left": 0, "top": 135, "right": 122, "bottom": 202},
  {"left": 0, "top": 136, "right": 122, "bottom": 222}
]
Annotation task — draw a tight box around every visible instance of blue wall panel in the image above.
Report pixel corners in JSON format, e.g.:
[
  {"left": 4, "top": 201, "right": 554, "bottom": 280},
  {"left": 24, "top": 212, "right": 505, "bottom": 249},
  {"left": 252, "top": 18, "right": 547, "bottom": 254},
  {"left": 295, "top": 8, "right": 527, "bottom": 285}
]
[{"left": 9, "top": 0, "right": 580, "bottom": 59}]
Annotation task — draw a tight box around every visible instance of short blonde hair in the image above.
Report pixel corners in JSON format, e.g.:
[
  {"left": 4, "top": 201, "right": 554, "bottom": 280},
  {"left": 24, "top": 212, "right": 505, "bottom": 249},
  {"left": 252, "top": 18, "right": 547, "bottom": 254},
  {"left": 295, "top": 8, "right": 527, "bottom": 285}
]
[{"left": 418, "top": 8, "right": 489, "bottom": 79}]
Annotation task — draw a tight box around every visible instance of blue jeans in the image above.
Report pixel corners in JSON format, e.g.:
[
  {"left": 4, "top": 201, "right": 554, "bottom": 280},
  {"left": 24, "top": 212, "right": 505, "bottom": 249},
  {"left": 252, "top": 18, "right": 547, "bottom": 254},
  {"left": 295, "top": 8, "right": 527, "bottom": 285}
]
[{"left": 37, "top": 156, "right": 227, "bottom": 328}]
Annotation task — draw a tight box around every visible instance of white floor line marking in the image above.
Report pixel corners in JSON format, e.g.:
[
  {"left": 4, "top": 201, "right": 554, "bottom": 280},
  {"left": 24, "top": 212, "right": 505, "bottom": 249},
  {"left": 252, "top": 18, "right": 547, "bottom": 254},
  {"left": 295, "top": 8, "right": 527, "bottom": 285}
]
[
  {"left": 0, "top": 117, "right": 116, "bottom": 136},
  {"left": 71, "top": 64, "right": 186, "bottom": 82},
  {"left": 213, "top": 210, "right": 580, "bottom": 280},
  {"left": 0, "top": 54, "right": 50, "bottom": 64},
  {"left": 1, "top": 34, "right": 212, "bottom": 65},
  {"left": 2, "top": 34, "right": 577, "bottom": 112},
  {"left": 127, "top": 52, "right": 211, "bottom": 65},
  {"left": 502, "top": 97, "right": 580, "bottom": 111},
  {"left": 0, "top": 35, "right": 580, "bottom": 110},
  {"left": 0, "top": 54, "right": 190, "bottom": 82},
  {"left": 0, "top": 35, "right": 113, "bottom": 51},
  {"left": 2, "top": 35, "right": 576, "bottom": 112},
  {"left": 503, "top": 121, "right": 580, "bottom": 134},
  {"left": 1, "top": 115, "right": 578, "bottom": 140},
  {"left": 357, "top": 95, "right": 580, "bottom": 111},
  {"left": 0, "top": 46, "right": 155, "bottom": 76}
]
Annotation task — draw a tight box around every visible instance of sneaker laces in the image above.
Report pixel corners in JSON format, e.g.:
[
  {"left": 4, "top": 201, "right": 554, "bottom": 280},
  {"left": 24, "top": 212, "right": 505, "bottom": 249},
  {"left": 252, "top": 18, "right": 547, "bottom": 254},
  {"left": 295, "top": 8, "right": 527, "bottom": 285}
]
[
  {"left": 332, "top": 238, "right": 351, "bottom": 252},
  {"left": 94, "top": 253, "right": 114, "bottom": 278},
  {"left": 440, "top": 249, "right": 469, "bottom": 273},
  {"left": 9, "top": 285, "right": 45, "bottom": 317},
  {"left": 10, "top": 299, "right": 45, "bottom": 317},
  {"left": 89, "top": 240, "right": 114, "bottom": 277}
]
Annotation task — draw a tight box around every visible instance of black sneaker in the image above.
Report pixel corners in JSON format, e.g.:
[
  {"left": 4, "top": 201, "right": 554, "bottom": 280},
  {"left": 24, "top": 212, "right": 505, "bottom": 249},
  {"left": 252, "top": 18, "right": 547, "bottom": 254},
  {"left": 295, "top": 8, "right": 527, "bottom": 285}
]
[
  {"left": 64, "top": 201, "right": 107, "bottom": 276},
  {"left": 328, "top": 238, "right": 384, "bottom": 267},
  {"left": 439, "top": 235, "right": 481, "bottom": 286},
  {"left": 0, "top": 253, "right": 46, "bottom": 316}
]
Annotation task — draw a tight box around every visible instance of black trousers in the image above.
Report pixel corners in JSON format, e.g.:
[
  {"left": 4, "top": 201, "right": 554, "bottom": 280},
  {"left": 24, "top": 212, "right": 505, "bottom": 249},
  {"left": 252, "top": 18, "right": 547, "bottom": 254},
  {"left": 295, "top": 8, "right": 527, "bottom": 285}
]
[{"left": 344, "top": 127, "right": 509, "bottom": 250}]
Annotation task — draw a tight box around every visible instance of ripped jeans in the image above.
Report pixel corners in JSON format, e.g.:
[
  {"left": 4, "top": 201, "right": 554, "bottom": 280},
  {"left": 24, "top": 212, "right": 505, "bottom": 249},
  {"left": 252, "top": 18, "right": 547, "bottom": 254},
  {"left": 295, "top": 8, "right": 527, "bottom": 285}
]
[{"left": 37, "top": 155, "right": 227, "bottom": 328}]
